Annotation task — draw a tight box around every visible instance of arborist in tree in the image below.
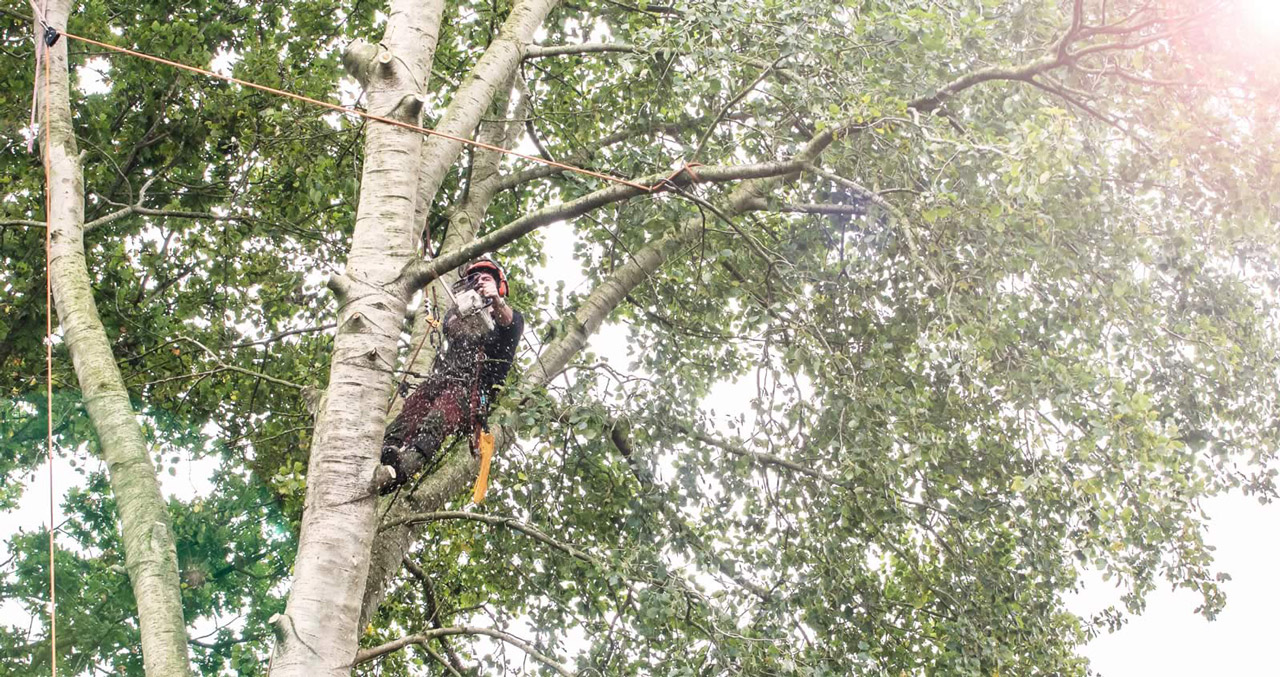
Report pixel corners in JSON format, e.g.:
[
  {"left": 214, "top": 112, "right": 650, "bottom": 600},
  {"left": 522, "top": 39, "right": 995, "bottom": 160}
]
[{"left": 379, "top": 258, "right": 524, "bottom": 496}]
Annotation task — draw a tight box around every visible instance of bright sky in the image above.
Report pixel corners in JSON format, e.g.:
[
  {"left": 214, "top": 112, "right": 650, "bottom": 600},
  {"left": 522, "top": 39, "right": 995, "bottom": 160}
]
[
  {"left": 1242, "top": 0, "right": 1280, "bottom": 38},
  {"left": 1070, "top": 495, "right": 1280, "bottom": 676}
]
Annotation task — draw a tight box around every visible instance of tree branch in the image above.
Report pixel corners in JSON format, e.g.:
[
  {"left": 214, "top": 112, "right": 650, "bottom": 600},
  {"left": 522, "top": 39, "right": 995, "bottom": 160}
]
[
  {"left": 494, "top": 118, "right": 719, "bottom": 192},
  {"left": 678, "top": 425, "right": 855, "bottom": 491},
  {"left": 524, "top": 42, "right": 643, "bottom": 59},
  {"left": 354, "top": 626, "right": 576, "bottom": 675},
  {"left": 229, "top": 324, "right": 337, "bottom": 349},
  {"left": 394, "top": 159, "right": 807, "bottom": 294},
  {"left": 151, "top": 336, "right": 308, "bottom": 390},
  {"left": 383, "top": 511, "right": 598, "bottom": 565},
  {"left": 600, "top": 0, "right": 681, "bottom": 16},
  {"left": 401, "top": 557, "right": 470, "bottom": 674}
]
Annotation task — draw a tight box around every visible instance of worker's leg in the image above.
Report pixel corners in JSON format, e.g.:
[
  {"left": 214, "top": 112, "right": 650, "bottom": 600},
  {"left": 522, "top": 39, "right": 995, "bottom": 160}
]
[{"left": 379, "top": 383, "right": 469, "bottom": 494}]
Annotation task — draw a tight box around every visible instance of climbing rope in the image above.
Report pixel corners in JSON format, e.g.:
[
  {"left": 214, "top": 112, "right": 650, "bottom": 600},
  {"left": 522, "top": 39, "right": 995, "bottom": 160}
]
[{"left": 34, "top": 2, "right": 58, "bottom": 674}]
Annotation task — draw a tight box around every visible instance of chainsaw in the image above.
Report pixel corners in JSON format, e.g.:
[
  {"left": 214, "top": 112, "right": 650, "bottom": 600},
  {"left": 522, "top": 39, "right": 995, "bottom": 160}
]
[{"left": 448, "top": 273, "right": 495, "bottom": 339}]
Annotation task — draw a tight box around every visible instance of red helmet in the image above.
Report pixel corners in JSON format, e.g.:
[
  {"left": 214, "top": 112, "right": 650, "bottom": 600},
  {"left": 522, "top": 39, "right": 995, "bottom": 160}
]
[{"left": 464, "top": 258, "right": 508, "bottom": 297}]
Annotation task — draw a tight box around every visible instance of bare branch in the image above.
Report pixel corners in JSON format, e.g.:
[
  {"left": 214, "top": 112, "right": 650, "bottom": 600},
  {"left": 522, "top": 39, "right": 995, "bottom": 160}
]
[
  {"left": 141, "top": 336, "right": 308, "bottom": 390},
  {"left": 1056, "top": 0, "right": 1087, "bottom": 59},
  {"left": 420, "top": 644, "right": 464, "bottom": 677},
  {"left": 495, "top": 119, "right": 719, "bottom": 192},
  {"left": 680, "top": 426, "right": 855, "bottom": 491},
  {"left": 1024, "top": 76, "right": 1154, "bottom": 152},
  {"left": 401, "top": 557, "right": 470, "bottom": 674},
  {"left": 910, "top": 3, "right": 1224, "bottom": 114},
  {"left": 80, "top": 202, "right": 256, "bottom": 234},
  {"left": 383, "top": 511, "right": 598, "bottom": 565},
  {"left": 354, "top": 626, "right": 576, "bottom": 675},
  {"left": 229, "top": 324, "right": 337, "bottom": 349},
  {"left": 525, "top": 42, "right": 643, "bottom": 59}
]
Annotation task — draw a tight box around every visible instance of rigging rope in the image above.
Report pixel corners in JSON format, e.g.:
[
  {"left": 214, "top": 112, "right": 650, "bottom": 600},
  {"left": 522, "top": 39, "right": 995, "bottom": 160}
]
[{"left": 56, "top": 30, "right": 701, "bottom": 193}]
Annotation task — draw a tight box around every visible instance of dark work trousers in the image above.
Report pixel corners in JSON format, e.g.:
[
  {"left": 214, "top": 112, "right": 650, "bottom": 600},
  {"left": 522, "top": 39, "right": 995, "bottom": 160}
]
[{"left": 380, "top": 353, "right": 484, "bottom": 495}]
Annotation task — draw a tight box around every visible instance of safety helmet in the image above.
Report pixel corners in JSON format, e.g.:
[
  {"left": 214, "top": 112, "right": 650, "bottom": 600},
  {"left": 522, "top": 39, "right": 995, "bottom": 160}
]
[{"left": 464, "top": 258, "right": 509, "bottom": 297}]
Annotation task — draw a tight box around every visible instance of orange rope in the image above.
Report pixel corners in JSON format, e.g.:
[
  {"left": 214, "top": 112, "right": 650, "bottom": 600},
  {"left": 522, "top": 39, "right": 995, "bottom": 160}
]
[
  {"left": 41, "top": 19, "right": 58, "bottom": 677},
  {"left": 59, "top": 31, "right": 697, "bottom": 193}
]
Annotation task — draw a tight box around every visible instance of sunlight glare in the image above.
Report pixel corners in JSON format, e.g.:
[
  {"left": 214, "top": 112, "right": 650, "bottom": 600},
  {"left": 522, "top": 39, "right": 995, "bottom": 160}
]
[{"left": 1242, "top": 0, "right": 1280, "bottom": 38}]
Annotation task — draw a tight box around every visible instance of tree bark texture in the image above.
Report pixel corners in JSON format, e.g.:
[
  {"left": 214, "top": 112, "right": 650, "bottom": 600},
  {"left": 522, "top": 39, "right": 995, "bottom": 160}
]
[
  {"left": 269, "top": 1, "right": 444, "bottom": 673},
  {"left": 39, "top": 2, "right": 193, "bottom": 675}
]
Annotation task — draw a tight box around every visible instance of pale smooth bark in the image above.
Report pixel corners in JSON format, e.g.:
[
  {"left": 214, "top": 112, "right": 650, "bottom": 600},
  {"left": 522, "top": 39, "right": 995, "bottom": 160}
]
[
  {"left": 39, "top": 2, "right": 192, "bottom": 674},
  {"left": 269, "top": 1, "right": 444, "bottom": 674},
  {"left": 359, "top": 0, "right": 561, "bottom": 625}
]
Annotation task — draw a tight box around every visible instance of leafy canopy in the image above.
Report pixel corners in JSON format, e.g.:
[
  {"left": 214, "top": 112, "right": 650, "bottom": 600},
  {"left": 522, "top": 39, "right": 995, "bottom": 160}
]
[{"left": 2, "top": 0, "right": 1278, "bottom": 675}]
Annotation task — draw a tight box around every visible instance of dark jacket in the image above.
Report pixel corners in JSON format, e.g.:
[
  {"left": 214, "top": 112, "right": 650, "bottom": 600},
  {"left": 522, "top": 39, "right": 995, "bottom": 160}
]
[{"left": 439, "top": 307, "right": 524, "bottom": 409}]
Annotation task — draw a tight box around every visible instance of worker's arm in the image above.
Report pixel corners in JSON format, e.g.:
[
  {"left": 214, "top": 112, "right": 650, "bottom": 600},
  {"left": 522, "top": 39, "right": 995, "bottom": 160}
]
[
  {"left": 476, "top": 277, "right": 514, "bottom": 326},
  {"left": 491, "top": 295, "right": 514, "bottom": 327}
]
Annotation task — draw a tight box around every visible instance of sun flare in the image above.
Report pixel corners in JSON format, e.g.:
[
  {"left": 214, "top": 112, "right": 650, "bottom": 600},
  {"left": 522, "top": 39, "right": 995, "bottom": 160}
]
[{"left": 1241, "top": 0, "right": 1280, "bottom": 38}]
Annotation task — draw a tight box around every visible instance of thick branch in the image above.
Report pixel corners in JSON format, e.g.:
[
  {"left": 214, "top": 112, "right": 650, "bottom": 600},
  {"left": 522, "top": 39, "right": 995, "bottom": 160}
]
[
  {"left": 524, "top": 42, "right": 642, "bottom": 59},
  {"left": 396, "top": 159, "right": 806, "bottom": 294}
]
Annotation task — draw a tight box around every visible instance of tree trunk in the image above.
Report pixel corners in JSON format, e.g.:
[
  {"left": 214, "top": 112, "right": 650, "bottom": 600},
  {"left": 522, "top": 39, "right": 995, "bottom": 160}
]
[
  {"left": 360, "top": 78, "right": 524, "bottom": 630},
  {"left": 39, "top": 2, "right": 192, "bottom": 675},
  {"left": 268, "top": 1, "right": 444, "bottom": 673}
]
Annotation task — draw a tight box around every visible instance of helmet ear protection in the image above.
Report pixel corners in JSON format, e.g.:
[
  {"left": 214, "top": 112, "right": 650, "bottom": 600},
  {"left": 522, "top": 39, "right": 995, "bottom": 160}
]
[{"left": 464, "top": 259, "right": 508, "bottom": 297}]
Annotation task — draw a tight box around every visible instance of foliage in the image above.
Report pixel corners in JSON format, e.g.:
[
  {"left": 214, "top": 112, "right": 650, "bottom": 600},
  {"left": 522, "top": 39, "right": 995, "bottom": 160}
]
[{"left": 2, "top": 0, "right": 1279, "bottom": 675}]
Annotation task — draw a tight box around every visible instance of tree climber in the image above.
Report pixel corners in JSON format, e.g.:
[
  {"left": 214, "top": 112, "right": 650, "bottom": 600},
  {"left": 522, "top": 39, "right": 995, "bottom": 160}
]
[{"left": 378, "top": 258, "right": 524, "bottom": 495}]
